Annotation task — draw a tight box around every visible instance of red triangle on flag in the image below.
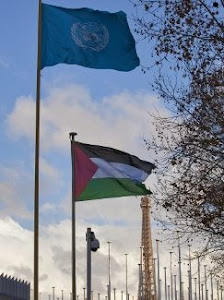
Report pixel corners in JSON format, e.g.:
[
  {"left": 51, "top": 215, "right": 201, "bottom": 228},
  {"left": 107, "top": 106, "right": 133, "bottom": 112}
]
[{"left": 74, "top": 145, "right": 98, "bottom": 198}]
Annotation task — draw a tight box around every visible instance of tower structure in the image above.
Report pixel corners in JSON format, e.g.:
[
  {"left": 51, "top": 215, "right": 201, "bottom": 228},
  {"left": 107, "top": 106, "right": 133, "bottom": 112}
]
[{"left": 138, "top": 196, "right": 156, "bottom": 300}]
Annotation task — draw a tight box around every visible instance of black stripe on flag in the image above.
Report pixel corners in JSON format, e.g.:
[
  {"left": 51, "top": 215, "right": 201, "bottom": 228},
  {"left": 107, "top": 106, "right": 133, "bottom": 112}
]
[{"left": 76, "top": 142, "right": 155, "bottom": 174}]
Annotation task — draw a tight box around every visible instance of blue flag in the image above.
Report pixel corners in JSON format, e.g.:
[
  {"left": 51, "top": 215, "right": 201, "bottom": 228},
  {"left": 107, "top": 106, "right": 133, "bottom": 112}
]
[{"left": 41, "top": 4, "right": 140, "bottom": 71}]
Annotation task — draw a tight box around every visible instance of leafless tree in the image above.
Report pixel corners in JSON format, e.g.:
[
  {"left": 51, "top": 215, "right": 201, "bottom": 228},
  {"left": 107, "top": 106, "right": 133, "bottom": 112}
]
[{"left": 134, "top": 0, "right": 224, "bottom": 277}]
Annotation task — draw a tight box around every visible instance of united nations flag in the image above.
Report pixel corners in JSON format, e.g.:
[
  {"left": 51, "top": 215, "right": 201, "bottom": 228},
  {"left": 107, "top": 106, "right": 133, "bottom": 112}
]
[{"left": 41, "top": 4, "right": 140, "bottom": 71}]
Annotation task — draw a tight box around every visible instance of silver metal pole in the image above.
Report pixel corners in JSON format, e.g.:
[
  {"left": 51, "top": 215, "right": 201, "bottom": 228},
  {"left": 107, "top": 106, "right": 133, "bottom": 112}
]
[
  {"left": 98, "top": 293, "right": 100, "bottom": 300},
  {"left": 201, "top": 284, "right": 204, "bottom": 300},
  {"left": 62, "top": 290, "right": 64, "bottom": 300},
  {"left": 211, "top": 273, "right": 214, "bottom": 300},
  {"left": 138, "top": 264, "right": 142, "bottom": 300},
  {"left": 52, "top": 287, "right": 55, "bottom": 300},
  {"left": 107, "top": 286, "right": 109, "bottom": 300},
  {"left": 181, "top": 282, "right": 184, "bottom": 300},
  {"left": 156, "top": 240, "right": 161, "bottom": 300},
  {"left": 70, "top": 132, "right": 78, "bottom": 300},
  {"left": 188, "top": 270, "right": 190, "bottom": 300},
  {"left": 174, "top": 275, "right": 177, "bottom": 300},
  {"left": 178, "top": 234, "right": 183, "bottom": 300},
  {"left": 114, "top": 288, "right": 116, "bottom": 300},
  {"left": 83, "top": 288, "right": 86, "bottom": 300},
  {"left": 108, "top": 242, "right": 111, "bottom": 300},
  {"left": 204, "top": 266, "right": 208, "bottom": 300},
  {"left": 194, "top": 278, "right": 197, "bottom": 300},
  {"left": 87, "top": 228, "right": 92, "bottom": 300},
  {"left": 125, "top": 254, "right": 128, "bottom": 300},
  {"left": 164, "top": 267, "right": 167, "bottom": 300},
  {"left": 91, "top": 291, "right": 93, "bottom": 300},
  {"left": 159, "top": 280, "right": 162, "bottom": 299},
  {"left": 217, "top": 280, "right": 220, "bottom": 300},
  {"left": 168, "top": 285, "right": 171, "bottom": 300},
  {"left": 121, "top": 291, "right": 124, "bottom": 300},
  {"left": 34, "top": 1, "right": 42, "bottom": 299},
  {"left": 153, "top": 258, "right": 157, "bottom": 300},
  {"left": 170, "top": 252, "right": 174, "bottom": 300},
  {"left": 198, "top": 257, "right": 201, "bottom": 300},
  {"left": 189, "top": 245, "right": 192, "bottom": 300}
]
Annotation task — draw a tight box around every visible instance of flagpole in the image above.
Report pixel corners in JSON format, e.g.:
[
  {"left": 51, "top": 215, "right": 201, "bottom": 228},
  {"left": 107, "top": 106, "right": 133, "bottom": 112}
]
[
  {"left": 70, "top": 132, "right": 78, "bottom": 300},
  {"left": 34, "top": 0, "right": 42, "bottom": 299}
]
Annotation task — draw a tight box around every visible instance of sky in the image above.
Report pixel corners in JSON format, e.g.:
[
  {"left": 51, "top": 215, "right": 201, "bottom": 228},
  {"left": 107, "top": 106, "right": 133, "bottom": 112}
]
[{"left": 0, "top": 1, "right": 212, "bottom": 299}]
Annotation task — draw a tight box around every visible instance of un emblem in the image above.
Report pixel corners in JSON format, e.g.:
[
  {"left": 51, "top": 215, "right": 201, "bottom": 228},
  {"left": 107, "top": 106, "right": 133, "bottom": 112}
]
[{"left": 71, "top": 22, "right": 109, "bottom": 51}]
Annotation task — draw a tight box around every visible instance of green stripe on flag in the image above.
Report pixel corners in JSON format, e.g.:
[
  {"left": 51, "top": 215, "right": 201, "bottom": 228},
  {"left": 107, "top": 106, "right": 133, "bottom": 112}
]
[{"left": 77, "top": 178, "right": 151, "bottom": 201}]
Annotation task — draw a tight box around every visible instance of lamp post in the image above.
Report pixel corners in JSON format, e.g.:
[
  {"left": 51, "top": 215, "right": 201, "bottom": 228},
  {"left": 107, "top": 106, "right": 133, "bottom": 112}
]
[{"left": 86, "top": 228, "right": 100, "bottom": 300}]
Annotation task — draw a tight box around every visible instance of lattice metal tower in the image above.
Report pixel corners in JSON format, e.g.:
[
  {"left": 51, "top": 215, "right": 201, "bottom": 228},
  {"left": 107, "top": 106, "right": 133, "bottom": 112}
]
[{"left": 138, "top": 196, "right": 156, "bottom": 300}]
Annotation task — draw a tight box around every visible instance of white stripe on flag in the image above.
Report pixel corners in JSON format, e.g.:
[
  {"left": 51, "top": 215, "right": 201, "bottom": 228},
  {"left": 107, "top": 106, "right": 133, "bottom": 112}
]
[{"left": 91, "top": 158, "right": 149, "bottom": 182}]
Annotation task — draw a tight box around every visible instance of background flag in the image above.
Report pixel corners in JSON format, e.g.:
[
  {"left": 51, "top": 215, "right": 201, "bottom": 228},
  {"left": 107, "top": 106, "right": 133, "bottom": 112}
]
[
  {"left": 42, "top": 4, "right": 140, "bottom": 71},
  {"left": 73, "top": 142, "right": 155, "bottom": 201}
]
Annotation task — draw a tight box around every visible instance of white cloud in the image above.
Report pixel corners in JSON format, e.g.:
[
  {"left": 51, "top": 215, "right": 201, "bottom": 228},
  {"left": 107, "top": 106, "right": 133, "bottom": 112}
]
[
  {"left": 6, "top": 84, "right": 167, "bottom": 159},
  {"left": 0, "top": 216, "right": 212, "bottom": 300},
  {"left": 4, "top": 83, "right": 164, "bottom": 220},
  {"left": 0, "top": 158, "right": 63, "bottom": 219},
  {"left": 3, "top": 83, "right": 211, "bottom": 299},
  {"left": 7, "top": 95, "right": 35, "bottom": 140},
  {"left": 0, "top": 172, "right": 32, "bottom": 220},
  {"left": 40, "top": 158, "right": 59, "bottom": 181}
]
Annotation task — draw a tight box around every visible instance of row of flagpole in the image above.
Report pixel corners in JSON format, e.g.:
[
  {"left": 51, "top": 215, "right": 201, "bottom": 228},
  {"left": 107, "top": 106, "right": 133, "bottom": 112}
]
[
  {"left": 33, "top": 236, "right": 224, "bottom": 300},
  {"left": 153, "top": 240, "right": 224, "bottom": 300}
]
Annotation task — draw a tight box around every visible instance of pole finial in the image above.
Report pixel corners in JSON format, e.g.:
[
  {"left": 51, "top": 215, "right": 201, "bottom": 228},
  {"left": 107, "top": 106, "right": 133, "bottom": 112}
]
[{"left": 69, "top": 132, "right": 77, "bottom": 141}]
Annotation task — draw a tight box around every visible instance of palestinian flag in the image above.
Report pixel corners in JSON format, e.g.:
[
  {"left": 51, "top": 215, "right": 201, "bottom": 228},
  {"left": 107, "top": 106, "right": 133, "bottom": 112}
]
[{"left": 73, "top": 142, "right": 155, "bottom": 201}]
